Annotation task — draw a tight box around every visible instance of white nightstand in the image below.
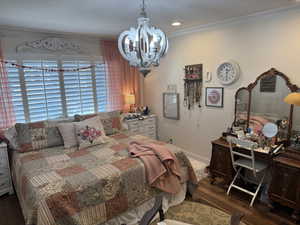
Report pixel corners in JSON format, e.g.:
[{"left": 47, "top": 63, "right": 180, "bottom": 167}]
[
  {"left": 125, "top": 115, "right": 157, "bottom": 140},
  {"left": 0, "top": 143, "right": 14, "bottom": 196}
]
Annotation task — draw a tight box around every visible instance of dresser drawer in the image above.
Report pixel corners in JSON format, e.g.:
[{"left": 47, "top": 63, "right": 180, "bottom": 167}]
[{"left": 145, "top": 117, "right": 156, "bottom": 124}]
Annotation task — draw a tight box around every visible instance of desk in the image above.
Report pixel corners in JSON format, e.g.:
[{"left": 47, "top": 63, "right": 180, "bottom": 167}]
[
  {"left": 209, "top": 138, "right": 300, "bottom": 220},
  {"left": 209, "top": 137, "right": 272, "bottom": 185}
]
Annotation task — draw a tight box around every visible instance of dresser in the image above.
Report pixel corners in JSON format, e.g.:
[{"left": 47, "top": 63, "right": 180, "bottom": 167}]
[
  {"left": 125, "top": 115, "right": 157, "bottom": 140},
  {"left": 0, "top": 143, "right": 14, "bottom": 196},
  {"left": 268, "top": 149, "right": 300, "bottom": 220}
]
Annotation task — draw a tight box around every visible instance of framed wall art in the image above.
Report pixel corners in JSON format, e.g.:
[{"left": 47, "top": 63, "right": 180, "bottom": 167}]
[
  {"left": 163, "top": 93, "right": 180, "bottom": 120},
  {"left": 205, "top": 87, "right": 224, "bottom": 108}
]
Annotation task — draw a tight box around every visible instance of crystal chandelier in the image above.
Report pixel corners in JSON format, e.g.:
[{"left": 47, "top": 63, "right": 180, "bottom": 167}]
[{"left": 118, "top": 0, "right": 168, "bottom": 77}]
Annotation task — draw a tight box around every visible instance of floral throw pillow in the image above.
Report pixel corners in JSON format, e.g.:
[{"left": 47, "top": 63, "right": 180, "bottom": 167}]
[{"left": 75, "top": 116, "right": 108, "bottom": 149}]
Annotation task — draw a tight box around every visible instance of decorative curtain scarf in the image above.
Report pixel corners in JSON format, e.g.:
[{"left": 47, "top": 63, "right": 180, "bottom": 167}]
[
  {"left": 101, "top": 40, "right": 142, "bottom": 112},
  {"left": 0, "top": 40, "right": 16, "bottom": 130}
]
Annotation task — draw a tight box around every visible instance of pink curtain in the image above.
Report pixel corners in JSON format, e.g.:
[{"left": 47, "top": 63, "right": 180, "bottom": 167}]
[
  {"left": 101, "top": 40, "right": 142, "bottom": 112},
  {"left": 0, "top": 40, "right": 15, "bottom": 130}
]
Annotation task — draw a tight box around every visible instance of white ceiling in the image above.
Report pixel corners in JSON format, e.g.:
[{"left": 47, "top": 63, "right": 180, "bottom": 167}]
[{"left": 0, "top": 0, "right": 298, "bottom": 37}]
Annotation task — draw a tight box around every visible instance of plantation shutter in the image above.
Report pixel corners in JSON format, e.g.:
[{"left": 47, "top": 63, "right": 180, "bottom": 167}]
[
  {"left": 23, "top": 60, "right": 63, "bottom": 121},
  {"left": 6, "top": 61, "right": 26, "bottom": 122},
  {"left": 94, "top": 62, "right": 107, "bottom": 112},
  {"left": 63, "top": 61, "right": 95, "bottom": 116}
]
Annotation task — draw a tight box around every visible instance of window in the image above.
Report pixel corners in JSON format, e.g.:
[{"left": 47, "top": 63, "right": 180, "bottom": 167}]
[{"left": 7, "top": 60, "right": 108, "bottom": 122}]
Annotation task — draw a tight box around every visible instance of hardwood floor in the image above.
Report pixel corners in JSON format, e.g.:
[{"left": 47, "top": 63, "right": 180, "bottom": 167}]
[
  {"left": 193, "top": 178, "right": 297, "bottom": 225},
  {"left": 0, "top": 194, "right": 24, "bottom": 225},
  {"left": 0, "top": 178, "right": 297, "bottom": 225}
]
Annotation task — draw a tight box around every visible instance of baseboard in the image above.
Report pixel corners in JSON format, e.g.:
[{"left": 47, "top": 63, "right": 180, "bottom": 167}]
[{"left": 181, "top": 150, "right": 210, "bottom": 165}]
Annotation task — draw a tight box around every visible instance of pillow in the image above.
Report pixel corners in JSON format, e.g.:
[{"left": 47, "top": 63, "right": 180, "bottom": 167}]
[
  {"left": 15, "top": 121, "right": 64, "bottom": 153},
  {"left": 3, "top": 126, "right": 19, "bottom": 150},
  {"left": 57, "top": 122, "right": 78, "bottom": 149},
  {"left": 74, "top": 110, "right": 122, "bottom": 135},
  {"left": 75, "top": 116, "right": 108, "bottom": 149}
]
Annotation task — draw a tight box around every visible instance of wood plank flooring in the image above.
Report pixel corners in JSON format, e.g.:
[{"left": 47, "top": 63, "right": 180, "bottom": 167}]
[
  {"left": 0, "top": 178, "right": 297, "bottom": 225},
  {"left": 193, "top": 178, "right": 297, "bottom": 225},
  {"left": 0, "top": 194, "right": 24, "bottom": 225}
]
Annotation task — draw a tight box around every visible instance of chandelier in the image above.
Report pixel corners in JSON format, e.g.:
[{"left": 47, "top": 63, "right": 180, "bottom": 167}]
[{"left": 118, "top": 0, "right": 168, "bottom": 77}]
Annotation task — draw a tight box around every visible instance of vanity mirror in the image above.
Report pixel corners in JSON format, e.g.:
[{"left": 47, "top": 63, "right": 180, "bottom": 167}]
[{"left": 233, "top": 68, "right": 299, "bottom": 145}]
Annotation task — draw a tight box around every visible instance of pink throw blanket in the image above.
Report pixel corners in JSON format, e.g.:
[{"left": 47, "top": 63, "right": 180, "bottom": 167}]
[{"left": 128, "top": 141, "right": 182, "bottom": 194}]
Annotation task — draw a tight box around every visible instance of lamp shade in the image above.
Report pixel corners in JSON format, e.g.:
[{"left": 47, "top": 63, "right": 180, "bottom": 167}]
[
  {"left": 125, "top": 94, "right": 135, "bottom": 105},
  {"left": 284, "top": 92, "right": 300, "bottom": 106}
]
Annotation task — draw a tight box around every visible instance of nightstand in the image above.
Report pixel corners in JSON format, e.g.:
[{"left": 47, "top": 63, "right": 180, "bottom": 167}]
[
  {"left": 0, "top": 143, "right": 14, "bottom": 196},
  {"left": 125, "top": 115, "right": 157, "bottom": 140}
]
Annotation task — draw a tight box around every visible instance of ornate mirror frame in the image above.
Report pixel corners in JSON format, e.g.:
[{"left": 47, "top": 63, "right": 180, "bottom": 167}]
[{"left": 234, "top": 68, "right": 299, "bottom": 145}]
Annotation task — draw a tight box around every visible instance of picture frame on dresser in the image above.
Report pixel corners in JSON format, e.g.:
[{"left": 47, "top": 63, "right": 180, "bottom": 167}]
[{"left": 163, "top": 93, "right": 180, "bottom": 120}]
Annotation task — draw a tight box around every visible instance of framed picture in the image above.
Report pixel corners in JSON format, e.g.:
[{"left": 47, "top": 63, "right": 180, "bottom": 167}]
[
  {"left": 205, "top": 87, "right": 224, "bottom": 108},
  {"left": 163, "top": 93, "right": 179, "bottom": 120}
]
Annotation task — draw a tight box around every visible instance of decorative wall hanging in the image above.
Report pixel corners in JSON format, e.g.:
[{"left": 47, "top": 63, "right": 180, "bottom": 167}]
[
  {"left": 183, "top": 64, "right": 203, "bottom": 109},
  {"left": 163, "top": 93, "right": 179, "bottom": 120},
  {"left": 0, "top": 60, "right": 94, "bottom": 72},
  {"left": 118, "top": 0, "right": 168, "bottom": 77},
  {"left": 205, "top": 87, "right": 224, "bottom": 108},
  {"left": 16, "top": 37, "right": 82, "bottom": 54}
]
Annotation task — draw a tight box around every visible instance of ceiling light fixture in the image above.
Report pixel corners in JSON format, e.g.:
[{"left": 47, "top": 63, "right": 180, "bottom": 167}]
[
  {"left": 172, "top": 22, "right": 181, "bottom": 26},
  {"left": 118, "top": 0, "right": 168, "bottom": 77}
]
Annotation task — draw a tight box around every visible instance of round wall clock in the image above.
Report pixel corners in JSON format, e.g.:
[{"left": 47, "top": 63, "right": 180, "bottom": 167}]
[{"left": 217, "top": 61, "right": 240, "bottom": 85}]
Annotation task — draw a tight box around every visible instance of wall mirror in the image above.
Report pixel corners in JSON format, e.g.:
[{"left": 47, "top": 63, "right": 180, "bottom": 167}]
[
  {"left": 235, "top": 88, "right": 250, "bottom": 130},
  {"left": 163, "top": 93, "right": 180, "bottom": 120},
  {"left": 234, "top": 68, "right": 299, "bottom": 145},
  {"left": 292, "top": 97, "right": 300, "bottom": 148}
]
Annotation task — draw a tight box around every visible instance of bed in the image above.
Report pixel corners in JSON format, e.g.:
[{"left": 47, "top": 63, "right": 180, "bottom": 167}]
[{"left": 10, "top": 130, "right": 198, "bottom": 225}]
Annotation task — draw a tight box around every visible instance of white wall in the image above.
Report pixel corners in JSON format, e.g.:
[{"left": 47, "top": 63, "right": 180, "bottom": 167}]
[{"left": 144, "top": 7, "right": 300, "bottom": 163}]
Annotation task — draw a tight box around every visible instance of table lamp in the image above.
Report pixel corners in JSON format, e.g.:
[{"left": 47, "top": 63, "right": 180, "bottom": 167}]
[
  {"left": 125, "top": 94, "right": 136, "bottom": 112},
  {"left": 284, "top": 92, "right": 300, "bottom": 106}
]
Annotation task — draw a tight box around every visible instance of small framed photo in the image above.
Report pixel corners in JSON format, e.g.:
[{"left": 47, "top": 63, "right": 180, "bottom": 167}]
[{"left": 205, "top": 87, "right": 224, "bottom": 108}]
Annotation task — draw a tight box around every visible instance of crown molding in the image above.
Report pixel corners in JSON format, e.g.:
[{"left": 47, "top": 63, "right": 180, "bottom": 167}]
[
  {"left": 169, "top": 4, "right": 300, "bottom": 38},
  {"left": 0, "top": 24, "right": 114, "bottom": 41}
]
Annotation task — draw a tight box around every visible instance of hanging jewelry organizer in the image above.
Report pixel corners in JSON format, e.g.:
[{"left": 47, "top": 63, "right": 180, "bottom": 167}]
[{"left": 183, "top": 64, "right": 203, "bottom": 109}]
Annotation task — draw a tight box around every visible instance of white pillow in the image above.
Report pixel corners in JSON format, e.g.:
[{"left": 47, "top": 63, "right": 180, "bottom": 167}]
[{"left": 57, "top": 122, "right": 78, "bottom": 149}]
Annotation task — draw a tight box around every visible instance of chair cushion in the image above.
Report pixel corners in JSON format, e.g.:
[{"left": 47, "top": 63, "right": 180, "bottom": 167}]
[{"left": 234, "top": 158, "right": 268, "bottom": 172}]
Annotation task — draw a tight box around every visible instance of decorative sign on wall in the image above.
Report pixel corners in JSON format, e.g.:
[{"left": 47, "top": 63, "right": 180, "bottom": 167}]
[
  {"left": 183, "top": 64, "right": 203, "bottom": 109},
  {"left": 16, "top": 37, "right": 82, "bottom": 54},
  {"left": 260, "top": 75, "right": 277, "bottom": 92}
]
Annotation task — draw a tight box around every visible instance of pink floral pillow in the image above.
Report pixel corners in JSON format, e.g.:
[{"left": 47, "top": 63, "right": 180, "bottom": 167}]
[{"left": 75, "top": 116, "right": 108, "bottom": 149}]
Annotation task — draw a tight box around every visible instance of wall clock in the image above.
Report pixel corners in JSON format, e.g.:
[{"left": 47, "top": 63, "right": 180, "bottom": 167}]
[{"left": 217, "top": 61, "right": 240, "bottom": 85}]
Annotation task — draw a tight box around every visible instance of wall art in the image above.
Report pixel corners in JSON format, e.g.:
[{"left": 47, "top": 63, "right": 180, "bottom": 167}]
[{"left": 205, "top": 87, "right": 224, "bottom": 108}]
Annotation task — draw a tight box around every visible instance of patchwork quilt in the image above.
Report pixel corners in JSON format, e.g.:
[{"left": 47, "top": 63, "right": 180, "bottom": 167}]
[{"left": 11, "top": 132, "right": 197, "bottom": 225}]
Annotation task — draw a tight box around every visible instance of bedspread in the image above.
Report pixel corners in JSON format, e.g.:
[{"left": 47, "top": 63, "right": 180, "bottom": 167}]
[{"left": 11, "top": 132, "right": 197, "bottom": 225}]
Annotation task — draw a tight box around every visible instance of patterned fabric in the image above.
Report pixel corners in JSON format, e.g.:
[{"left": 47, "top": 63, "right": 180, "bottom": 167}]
[
  {"left": 0, "top": 40, "right": 16, "bottom": 130},
  {"left": 75, "top": 116, "right": 108, "bottom": 149},
  {"left": 11, "top": 132, "right": 197, "bottom": 225},
  {"left": 74, "top": 111, "right": 122, "bottom": 135},
  {"left": 15, "top": 120, "right": 66, "bottom": 153}
]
